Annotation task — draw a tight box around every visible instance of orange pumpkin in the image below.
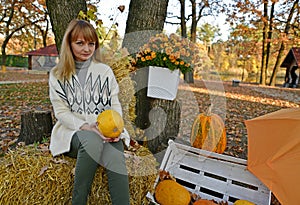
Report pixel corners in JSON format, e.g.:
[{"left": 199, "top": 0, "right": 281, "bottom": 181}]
[
  {"left": 193, "top": 199, "right": 218, "bottom": 205},
  {"left": 234, "top": 199, "right": 255, "bottom": 205},
  {"left": 155, "top": 180, "right": 190, "bottom": 205},
  {"left": 97, "top": 110, "right": 124, "bottom": 138},
  {"left": 190, "top": 106, "right": 226, "bottom": 154}
]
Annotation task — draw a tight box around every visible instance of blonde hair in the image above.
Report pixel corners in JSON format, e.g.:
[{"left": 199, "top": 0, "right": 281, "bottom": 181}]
[{"left": 53, "top": 19, "right": 100, "bottom": 80}]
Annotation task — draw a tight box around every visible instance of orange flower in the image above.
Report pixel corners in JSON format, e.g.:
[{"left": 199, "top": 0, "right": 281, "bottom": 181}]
[
  {"left": 175, "top": 42, "right": 181, "bottom": 47},
  {"left": 169, "top": 55, "right": 176, "bottom": 60},
  {"left": 134, "top": 32, "right": 201, "bottom": 74},
  {"left": 174, "top": 51, "right": 181, "bottom": 59},
  {"left": 165, "top": 47, "right": 173, "bottom": 55},
  {"left": 145, "top": 47, "right": 151, "bottom": 53},
  {"left": 152, "top": 44, "right": 159, "bottom": 50},
  {"left": 151, "top": 51, "right": 156, "bottom": 58},
  {"left": 180, "top": 48, "right": 186, "bottom": 56},
  {"left": 162, "top": 35, "right": 168, "bottom": 42},
  {"left": 169, "top": 55, "right": 176, "bottom": 63},
  {"left": 181, "top": 39, "right": 188, "bottom": 46}
]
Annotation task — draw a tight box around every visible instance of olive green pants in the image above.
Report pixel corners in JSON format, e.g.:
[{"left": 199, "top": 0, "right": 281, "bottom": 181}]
[{"left": 66, "top": 130, "right": 130, "bottom": 205}]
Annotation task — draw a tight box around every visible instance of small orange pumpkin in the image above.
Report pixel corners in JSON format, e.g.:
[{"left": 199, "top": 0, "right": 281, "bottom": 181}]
[
  {"left": 155, "top": 180, "right": 190, "bottom": 205},
  {"left": 233, "top": 199, "right": 255, "bottom": 205},
  {"left": 193, "top": 199, "right": 218, "bottom": 205},
  {"left": 190, "top": 105, "right": 226, "bottom": 154}
]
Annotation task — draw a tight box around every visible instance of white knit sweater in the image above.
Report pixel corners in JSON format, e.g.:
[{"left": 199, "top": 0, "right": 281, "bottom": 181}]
[{"left": 49, "top": 60, "right": 129, "bottom": 156}]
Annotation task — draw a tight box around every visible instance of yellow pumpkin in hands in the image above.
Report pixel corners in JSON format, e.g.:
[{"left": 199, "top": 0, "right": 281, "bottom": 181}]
[{"left": 97, "top": 110, "right": 124, "bottom": 138}]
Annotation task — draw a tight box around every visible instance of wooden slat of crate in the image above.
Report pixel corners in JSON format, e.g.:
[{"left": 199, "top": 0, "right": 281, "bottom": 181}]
[{"left": 158, "top": 140, "right": 271, "bottom": 205}]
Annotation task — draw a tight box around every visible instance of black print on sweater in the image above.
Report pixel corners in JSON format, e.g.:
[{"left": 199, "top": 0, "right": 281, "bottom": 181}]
[{"left": 56, "top": 73, "right": 112, "bottom": 114}]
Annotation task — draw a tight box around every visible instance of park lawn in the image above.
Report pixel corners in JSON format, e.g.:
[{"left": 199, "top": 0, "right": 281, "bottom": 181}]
[{"left": 0, "top": 82, "right": 52, "bottom": 147}]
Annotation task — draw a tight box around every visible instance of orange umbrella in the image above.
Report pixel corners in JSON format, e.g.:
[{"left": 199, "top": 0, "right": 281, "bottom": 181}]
[{"left": 245, "top": 108, "right": 300, "bottom": 205}]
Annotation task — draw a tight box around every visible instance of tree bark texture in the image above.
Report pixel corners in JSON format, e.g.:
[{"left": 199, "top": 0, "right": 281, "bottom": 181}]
[
  {"left": 122, "top": 0, "right": 169, "bottom": 54},
  {"left": 265, "top": 2, "right": 275, "bottom": 82},
  {"left": 145, "top": 99, "right": 181, "bottom": 154},
  {"left": 131, "top": 67, "right": 181, "bottom": 154},
  {"left": 183, "top": 0, "right": 195, "bottom": 83},
  {"left": 131, "top": 68, "right": 151, "bottom": 129},
  {"left": 124, "top": 0, "right": 169, "bottom": 128},
  {"left": 46, "top": 0, "right": 87, "bottom": 53},
  {"left": 260, "top": 1, "right": 268, "bottom": 85},
  {"left": 123, "top": 0, "right": 182, "bottom": 154},
  {"left": 18, "top": 111, "right": 53, "bottom": 145}
]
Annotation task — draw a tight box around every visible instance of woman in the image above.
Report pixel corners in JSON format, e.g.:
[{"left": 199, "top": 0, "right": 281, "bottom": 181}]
[{"left": 48, "top": 19, "right": 130, "bottom": 205}]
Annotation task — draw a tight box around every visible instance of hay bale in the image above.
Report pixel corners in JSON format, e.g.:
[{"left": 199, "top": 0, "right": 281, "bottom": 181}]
[
  {"left": 109, "top": 51, "right": 137, "bottom": 139},
  {"left": 0, "top": 142, "right": 157, "bottom": 205}
]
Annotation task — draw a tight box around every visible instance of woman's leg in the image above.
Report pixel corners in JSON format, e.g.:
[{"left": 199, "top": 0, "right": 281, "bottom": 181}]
[
  {"left": 101, "top": 141, "right": 130, "bottom": 205},
  {"left": 67, "top": 130, "right": 103, "bottom": 205}
]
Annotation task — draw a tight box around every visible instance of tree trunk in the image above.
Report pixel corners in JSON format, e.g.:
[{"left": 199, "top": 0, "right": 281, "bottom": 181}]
[
  {"left": 122, "top": 0, "right": 168, "bottom": 54},
  {"left": 131, "top": 67, "right": 151, "bottom": 129},
  {"left": 145, "top": 99, "right": 181, "bottom": 154},
  {"left": 18, "top": 111, "right": 53, "bottom": 145},
  {"left": 184, "top": 0, "right": 196, "bottom": 84},
  {"left": 265, "top": 2, "right": 275, "bottom": 83},
  {"left": 1, "top": 42, "right": 7, "bottom": 71},
  {"left": 269, "top": 43, "right": 286, "bottom": 86},
  {"left": 123, "top": 0, "right": 169, "bottom": 130},
  {"left": 260, "top": 1, "right": 268, "bottom": 85},
  {"left": 269, "top": 0, "right": 298, "bottom": 86},
  {"left": 179, "top": 0, "right": 194, "bottom": 83},
  {"left": 179, "top": 0, "right": 187, "bottom": 38},
  {"left": 46, "top": 0, "right": 87, "bottom": 53},
  {"left": 123, "top": 0, "right": 183, "bottom": 154}
]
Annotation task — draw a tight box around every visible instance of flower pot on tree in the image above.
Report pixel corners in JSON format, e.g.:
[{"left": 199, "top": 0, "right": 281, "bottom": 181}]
[{"left": 147, "top": 66, "right": 180, "bottom": 100}]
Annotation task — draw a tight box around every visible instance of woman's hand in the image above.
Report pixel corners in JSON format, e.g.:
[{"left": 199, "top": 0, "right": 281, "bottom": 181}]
[{"left": 80, "top": 123, "right": 120, "bottom": 143}]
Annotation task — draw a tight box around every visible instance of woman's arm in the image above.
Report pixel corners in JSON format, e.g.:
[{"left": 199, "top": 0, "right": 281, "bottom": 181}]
[{"left": 49, "top": 73, "right": 87, "bottom": 131}]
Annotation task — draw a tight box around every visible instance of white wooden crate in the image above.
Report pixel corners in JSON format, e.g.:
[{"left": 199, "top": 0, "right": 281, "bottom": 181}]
[{"left": 147, "top": 140, "right": 271, "bottom": 205}]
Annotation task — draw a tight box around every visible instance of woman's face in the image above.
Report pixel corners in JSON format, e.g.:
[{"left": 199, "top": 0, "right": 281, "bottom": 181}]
[{"left": 71, "top": 34, "right": 96, "bottom": 62}]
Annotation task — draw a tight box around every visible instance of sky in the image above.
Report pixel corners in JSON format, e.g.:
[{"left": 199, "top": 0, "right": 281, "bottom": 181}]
[{"left": 97, "top": 0, "right": 230, "bottom": 41}]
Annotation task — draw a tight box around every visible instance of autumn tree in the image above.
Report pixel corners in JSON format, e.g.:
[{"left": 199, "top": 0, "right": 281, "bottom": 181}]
[
  {"left": 198, "top": 23, "right": 220, "bottom": 48},
  {"left": 35, "top": 13, "right": 51, "bottom": 47},
  {"left": 269, "top": 0, "right": 299, "bottom": 86},
  {"left": 166, "top": 0, "right": 224, "bottom": 83},
  {"left": 177, "top": 23, "right": 221, "bottom": 69},
  {"left": 227, "top": 0, "right": 269, "bottom": 84},
  {"left": 123, "top": 0, "right": 169, "bottom": 125},
  {"left": 122, "top": 0, "right": 168, "bottom": 54},
  {"left": 179, "top": 0, "right": 188, "bottom": 38},
  {"left": 123, "top": 0, "right": 172, "bottom": 154},
  {"left": 227, "top": 23, "right": 261, "bottom": 73},
  {"left": 0, "top": 0, "right": 47, "bottom": 71},
  {"left": 228, "top": 0, "right": 300, "bottom": 86},
  {"left": 46, "top": 0, "right": 87, "bottom": 53}
]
